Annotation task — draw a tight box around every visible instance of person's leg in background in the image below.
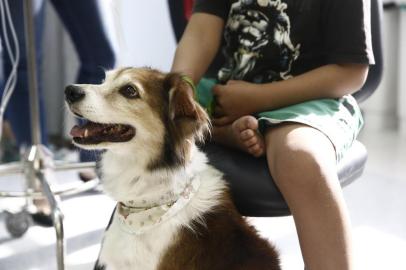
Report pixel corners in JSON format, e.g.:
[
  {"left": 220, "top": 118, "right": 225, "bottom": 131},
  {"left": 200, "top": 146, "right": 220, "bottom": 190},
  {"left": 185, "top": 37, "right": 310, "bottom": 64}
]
[
  {"left": 50, "top": 0, "right": 115, "bottom": 165},
  {"left": 0, "top": 0, "right": 48, "bottom": 150}
]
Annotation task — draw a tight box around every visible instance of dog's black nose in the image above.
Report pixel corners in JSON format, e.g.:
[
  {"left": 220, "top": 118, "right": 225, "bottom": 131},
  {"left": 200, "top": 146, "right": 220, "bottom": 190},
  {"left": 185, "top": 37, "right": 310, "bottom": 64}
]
[{"left": 65, "top": 85, "right": 85, "bottom": 104}]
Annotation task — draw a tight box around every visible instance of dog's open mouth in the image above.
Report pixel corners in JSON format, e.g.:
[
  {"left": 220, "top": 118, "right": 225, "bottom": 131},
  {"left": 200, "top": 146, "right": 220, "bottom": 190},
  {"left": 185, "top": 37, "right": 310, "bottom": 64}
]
[{"left": 70, "top": 121, "right": 136, "bottom": 145}]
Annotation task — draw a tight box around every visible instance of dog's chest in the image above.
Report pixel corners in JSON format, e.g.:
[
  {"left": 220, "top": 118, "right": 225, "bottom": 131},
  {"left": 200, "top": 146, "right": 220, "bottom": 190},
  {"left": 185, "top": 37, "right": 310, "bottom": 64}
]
[
  {"left": 98, "top": 150, "right": 227, "bottom": 269},
  {"left": 99, "top": 218, "right": 178, "bottom": 270}
]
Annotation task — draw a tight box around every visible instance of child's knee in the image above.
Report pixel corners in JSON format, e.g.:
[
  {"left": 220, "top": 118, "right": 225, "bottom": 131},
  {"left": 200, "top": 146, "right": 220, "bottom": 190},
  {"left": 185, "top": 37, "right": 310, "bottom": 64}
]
[{"left": 264, "top": 124, "right": 337, "bottom": 189}]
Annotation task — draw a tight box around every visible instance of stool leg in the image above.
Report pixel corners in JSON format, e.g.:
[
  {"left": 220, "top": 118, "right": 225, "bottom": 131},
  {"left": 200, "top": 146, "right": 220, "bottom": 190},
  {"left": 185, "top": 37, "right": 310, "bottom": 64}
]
[
  {"left": 54, "top": 207, "right": 65, "bottom": 270},
  {"left": 36, "top": 171, "right": 66, "bottom": 270}
]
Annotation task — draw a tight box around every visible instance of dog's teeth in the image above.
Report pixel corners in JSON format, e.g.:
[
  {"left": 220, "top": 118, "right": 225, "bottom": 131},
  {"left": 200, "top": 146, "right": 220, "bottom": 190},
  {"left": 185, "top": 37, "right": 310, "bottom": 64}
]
[{"left": 84, "top": 129, "right": 89, "bottom": 138}]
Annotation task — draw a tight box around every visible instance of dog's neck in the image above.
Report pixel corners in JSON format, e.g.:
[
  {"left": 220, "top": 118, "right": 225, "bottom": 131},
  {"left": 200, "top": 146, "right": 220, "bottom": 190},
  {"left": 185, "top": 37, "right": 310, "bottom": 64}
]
[
  {"left": 100, "top": 144, "right": 203, "bottom": 207},
  {"left": 114, "top": 173, "right": 201, "bottom": 235}
]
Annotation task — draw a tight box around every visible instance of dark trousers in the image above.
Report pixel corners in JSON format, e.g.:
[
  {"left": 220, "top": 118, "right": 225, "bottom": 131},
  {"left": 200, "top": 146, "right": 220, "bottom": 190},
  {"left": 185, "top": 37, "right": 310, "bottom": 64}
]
[{"left": 1, "top": 0, "right": 115, "bottom": 161}]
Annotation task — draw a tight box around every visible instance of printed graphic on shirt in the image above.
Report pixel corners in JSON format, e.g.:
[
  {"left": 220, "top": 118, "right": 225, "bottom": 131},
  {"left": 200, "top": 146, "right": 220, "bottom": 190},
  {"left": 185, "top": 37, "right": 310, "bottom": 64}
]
[{"left": 218, "top": 0, "right": 301, "bottom": 83}]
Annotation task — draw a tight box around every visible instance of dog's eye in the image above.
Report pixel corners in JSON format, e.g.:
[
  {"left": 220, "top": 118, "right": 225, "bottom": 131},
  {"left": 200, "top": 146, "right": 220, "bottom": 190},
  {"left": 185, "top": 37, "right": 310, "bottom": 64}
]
[{"left": 119, "top": 85, "right": 140, "bottom": 99}]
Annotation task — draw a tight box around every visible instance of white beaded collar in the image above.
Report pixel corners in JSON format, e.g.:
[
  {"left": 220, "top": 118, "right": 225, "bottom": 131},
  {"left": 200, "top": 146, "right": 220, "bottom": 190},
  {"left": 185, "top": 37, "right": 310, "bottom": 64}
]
[{"left": 116, "top": 175, "right": 200, "bottom": 235}]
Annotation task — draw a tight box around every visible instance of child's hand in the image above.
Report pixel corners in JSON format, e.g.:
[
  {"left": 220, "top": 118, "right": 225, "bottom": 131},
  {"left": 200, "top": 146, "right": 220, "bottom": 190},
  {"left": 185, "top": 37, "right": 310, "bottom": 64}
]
[{"left": 212, "top": 80, "right": 258, "bottom": 126}]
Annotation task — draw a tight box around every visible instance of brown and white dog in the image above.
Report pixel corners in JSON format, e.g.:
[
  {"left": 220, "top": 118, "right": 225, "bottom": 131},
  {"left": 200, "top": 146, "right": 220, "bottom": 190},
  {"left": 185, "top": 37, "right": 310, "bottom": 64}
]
[{"left": 65, "top": 67, "right": 281, "bottom": 270}]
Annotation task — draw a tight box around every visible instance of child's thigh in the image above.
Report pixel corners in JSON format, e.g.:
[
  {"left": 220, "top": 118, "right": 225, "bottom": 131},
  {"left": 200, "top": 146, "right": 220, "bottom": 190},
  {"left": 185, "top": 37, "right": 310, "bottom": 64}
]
[{"left": 264, "top": 123, "right": 337, "bottom": 186}]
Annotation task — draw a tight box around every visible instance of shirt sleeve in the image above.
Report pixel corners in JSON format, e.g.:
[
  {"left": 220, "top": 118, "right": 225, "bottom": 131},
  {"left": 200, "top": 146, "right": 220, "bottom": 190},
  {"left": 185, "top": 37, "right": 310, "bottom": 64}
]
[
  {"left": 193, "top": 0, "right": 230, "bottom": 21},
  {"left": 321, "top": 0, "right": 375, "bottom": 65}
]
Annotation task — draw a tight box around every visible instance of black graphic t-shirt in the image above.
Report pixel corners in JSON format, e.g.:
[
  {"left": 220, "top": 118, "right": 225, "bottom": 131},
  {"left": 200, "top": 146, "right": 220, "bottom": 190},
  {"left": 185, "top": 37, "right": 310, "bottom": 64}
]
[{"left": 193, "top": 0, "right": 375, "bottom": 83}]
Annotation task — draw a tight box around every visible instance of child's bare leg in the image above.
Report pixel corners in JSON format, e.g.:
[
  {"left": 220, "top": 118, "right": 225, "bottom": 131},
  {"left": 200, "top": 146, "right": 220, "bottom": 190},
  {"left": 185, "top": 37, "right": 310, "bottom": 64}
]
[
  {"left": 212, "top": 115, "right": 265, "bottom": 157},
  {"left": 212, "top": 117, "right": 354, "bottom": 268},
  {"left": 265, "top": 123, "right": 354, "bottom": 270}
]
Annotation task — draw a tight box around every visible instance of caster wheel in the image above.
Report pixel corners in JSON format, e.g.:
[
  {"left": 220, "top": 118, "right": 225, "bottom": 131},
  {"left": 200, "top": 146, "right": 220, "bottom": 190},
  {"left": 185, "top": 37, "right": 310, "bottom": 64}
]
[{"left": 5, "top": 211, "right": 31, "bottom": 238}]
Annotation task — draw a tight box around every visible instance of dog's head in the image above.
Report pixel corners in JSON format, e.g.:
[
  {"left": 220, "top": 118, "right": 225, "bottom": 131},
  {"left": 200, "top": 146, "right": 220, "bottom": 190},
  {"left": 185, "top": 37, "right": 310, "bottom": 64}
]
[{"left": 65, "top": 67, "right": 209, "bottom": 170}]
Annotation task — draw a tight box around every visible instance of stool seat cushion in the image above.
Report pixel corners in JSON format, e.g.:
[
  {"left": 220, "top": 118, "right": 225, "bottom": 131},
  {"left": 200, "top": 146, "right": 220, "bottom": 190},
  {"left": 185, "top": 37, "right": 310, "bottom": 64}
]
[{"left": 201, "top": 140, "right": 367, "bottom": 217}]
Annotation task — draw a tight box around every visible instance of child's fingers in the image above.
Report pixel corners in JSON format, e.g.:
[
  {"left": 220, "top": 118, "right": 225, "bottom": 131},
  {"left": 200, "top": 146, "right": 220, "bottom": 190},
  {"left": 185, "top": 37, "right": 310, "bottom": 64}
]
[
  {"left": 212, "top": 84, "right": 223, "bottom": 96},
  {"left": 213, "top": 105, "right": 225, "bottom": 117},
  {"left": 212, "top": 116, "right": 232, "bottom": 126},
  {"left": 226, "top": 80, "right": 238, "bottom": 85}
]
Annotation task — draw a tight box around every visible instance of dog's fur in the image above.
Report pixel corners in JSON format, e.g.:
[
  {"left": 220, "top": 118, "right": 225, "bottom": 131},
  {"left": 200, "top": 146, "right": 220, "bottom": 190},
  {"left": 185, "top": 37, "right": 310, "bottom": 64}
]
[{"left": 66, "top": 67, "right": 281, "bottom": 270}]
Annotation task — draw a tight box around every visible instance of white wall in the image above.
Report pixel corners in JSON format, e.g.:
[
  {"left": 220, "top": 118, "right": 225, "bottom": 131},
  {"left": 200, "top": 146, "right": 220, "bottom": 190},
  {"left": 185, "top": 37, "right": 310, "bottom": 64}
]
[
  {"left": 112, "top": 0, "right": 176, "bottom": 70},
  {"left": 360, "top": 7, "right": 406, "bottom": 133}
]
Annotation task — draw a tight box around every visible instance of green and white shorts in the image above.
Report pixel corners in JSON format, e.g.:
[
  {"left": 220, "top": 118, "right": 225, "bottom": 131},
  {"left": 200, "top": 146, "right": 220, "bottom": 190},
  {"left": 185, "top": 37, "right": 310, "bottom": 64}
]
[{"left": 196, "top": 78, "right": 364, "bottom": 162}]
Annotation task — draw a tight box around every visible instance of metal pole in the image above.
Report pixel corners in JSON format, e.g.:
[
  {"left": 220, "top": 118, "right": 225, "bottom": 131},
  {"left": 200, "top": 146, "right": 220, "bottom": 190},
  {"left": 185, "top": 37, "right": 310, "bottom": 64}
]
[{"left": 23, "top": 0, "right": 41, "bottom": 146}]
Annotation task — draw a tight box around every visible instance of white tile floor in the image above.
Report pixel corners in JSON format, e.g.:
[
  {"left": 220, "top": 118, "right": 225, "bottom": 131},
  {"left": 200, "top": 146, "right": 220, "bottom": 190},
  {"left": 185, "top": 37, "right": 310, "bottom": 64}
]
[{"left": 0, "top": 129, "right": 405, "bottom": 270}]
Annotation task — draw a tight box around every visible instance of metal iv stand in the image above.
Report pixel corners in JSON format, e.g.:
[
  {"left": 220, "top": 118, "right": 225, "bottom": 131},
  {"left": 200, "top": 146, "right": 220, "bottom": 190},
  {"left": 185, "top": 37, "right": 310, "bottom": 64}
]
[{"left": 0, "top": 1, "right": 99, "bottom": 269}]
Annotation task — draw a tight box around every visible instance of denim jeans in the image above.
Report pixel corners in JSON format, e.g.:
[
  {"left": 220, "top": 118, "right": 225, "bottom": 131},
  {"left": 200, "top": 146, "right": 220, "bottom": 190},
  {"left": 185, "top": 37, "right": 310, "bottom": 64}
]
[{"left": 1, "top": 0, "right": 115, "bottom": 162}]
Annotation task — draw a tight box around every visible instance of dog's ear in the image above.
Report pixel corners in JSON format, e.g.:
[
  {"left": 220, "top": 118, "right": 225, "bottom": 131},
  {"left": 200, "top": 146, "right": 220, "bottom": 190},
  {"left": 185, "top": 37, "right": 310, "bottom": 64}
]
[{"left": 164, "top": 73, "right": 210, "bottom": 141}]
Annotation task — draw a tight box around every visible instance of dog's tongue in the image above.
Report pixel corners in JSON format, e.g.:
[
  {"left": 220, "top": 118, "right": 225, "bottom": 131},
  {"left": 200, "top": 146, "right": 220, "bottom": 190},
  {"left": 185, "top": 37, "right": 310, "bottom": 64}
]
[
  {"left": 70, "top": 122, "right": 106, "bottom": 138},
  {"left": 70, "top": 125, "right": 85, "bottom": 137}
]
